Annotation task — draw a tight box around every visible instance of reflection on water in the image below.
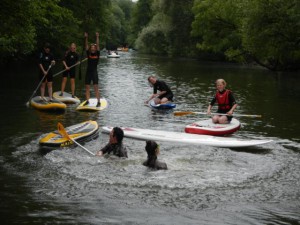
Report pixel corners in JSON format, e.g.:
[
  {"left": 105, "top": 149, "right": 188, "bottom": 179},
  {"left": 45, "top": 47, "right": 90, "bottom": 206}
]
[{"left": 0, "top": 52, "right": 300, "bottom": 224}]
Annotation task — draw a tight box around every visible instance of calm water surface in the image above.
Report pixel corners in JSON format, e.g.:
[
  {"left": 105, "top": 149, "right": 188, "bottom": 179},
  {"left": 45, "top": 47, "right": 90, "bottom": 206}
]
[{"left": 0, "top": 52, "right": 299, "bottom": 224}]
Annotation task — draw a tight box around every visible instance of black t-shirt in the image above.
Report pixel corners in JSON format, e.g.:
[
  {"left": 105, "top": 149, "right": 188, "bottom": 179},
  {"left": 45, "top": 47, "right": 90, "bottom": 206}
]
[
  {"left": 64, "top": 50, "right": 79, "bottom": 66},
  {"left": 39, "top": 51, "right": 54, "bottom": 70},
  {"left": 153, "top": 80, "right": 172, "bottom": 95},
  {"left": 86, "top": 50, "right": 100, "bottom": 71},
  {"left": 100, "top": 143, "right": 128, "bottom": 158}
]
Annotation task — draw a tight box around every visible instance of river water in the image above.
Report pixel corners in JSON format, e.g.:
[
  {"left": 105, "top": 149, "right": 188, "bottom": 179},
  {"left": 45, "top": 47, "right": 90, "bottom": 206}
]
[{"left": 0, "top": 52, "right": 299, "bottom": 224}]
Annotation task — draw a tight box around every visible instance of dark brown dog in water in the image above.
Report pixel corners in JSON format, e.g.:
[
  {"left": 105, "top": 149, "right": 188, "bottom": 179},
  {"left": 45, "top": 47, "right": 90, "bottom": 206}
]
[{"left": 143, "top": 140, "right": 167, "bottom": 170}]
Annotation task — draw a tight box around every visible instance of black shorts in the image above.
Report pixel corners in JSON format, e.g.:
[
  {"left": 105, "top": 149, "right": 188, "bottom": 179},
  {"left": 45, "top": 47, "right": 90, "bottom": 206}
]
[
  {"left": 159, "top": 93, "right": 173, "bottom": 101},
  {"left": 39, "top": 71, "right": 53, "bottom": 82},
  {"left": 62, "top": 67, "right": 76, "bottom": 78},
  {"left": 217, "top": 110, "right": 233, "bottom": 122},
  {"left": 85, "top": 70, "right": 98, "bottom": 85}
]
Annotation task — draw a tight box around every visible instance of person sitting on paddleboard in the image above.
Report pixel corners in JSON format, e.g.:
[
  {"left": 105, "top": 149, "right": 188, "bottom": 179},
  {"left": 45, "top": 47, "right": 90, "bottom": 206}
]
[
  {"left": 60, "top": 43, "right": 79, "bottom": 98},
  {"left": 38, "top": 43, "right": 55, "bottom": 101},
  {"left": 84, "top": 32, "right": 101, "bottom": 107},
  {"left": 207, "top": 78, "right": 238, "bottom": 124},
  {"left": 96, "top": 127, "right": 128, "bottom": 158},
  {"left": 143, "top": 140, "right": 167, "bottom": 170},
  {"left": 145, "top": 75, "right": 173, "bottom": 104}
]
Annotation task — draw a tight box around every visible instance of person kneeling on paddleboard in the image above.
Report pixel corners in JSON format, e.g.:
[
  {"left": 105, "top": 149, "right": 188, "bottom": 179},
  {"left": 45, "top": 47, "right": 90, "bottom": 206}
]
[
  {"left": 143, "top": 140, "right": 167, "bottom": 170},
  {"left": 96, "top": 127, "right": 128, "bottom": 158},
  {"left": 207, "top": 79, "right": 238, "bottom": 124},
  {"left": 145, "top": 75, "right": 173, "bottom": 105}
]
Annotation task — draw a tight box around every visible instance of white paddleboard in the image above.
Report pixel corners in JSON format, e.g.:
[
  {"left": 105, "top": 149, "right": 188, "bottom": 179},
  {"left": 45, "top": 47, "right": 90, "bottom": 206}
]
[
  {"left": 53, "top": 91, "right": 80, "bottom": 104},
  {"left": 102, "top": 126, "right": 272, "bottom": 148},
  {"left": 76, "top": 98, "right": 108, "bottom": 111}
]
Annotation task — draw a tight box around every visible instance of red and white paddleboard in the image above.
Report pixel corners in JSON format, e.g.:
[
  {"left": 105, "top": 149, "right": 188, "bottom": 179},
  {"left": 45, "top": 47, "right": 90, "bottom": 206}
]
[{"left": 185, "top": 118, "right": 241, "bottom": 136}]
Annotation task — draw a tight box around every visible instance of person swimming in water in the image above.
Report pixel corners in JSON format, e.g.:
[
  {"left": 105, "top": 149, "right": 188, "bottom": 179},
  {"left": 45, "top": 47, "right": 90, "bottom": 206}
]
[{"left": 143, "top": 140, "right": 167, "bottom": 170}]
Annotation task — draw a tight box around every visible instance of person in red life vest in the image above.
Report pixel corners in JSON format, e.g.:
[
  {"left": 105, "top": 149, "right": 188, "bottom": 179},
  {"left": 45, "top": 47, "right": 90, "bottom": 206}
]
[
  {"left": 38, "top": 43, "right": 55, "bottom": 101},
  {"left": 60, "top": 43, "right": 79, "bottom": 98},
  {"left": 84, "top": 32, "right": 101, "bottom": 107},
  {"left": 207, "top": 79, "right": 238, "bottom": 124}
]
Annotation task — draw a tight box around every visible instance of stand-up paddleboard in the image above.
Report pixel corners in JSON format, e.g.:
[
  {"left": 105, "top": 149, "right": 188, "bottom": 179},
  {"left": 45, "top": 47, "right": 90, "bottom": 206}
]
[
  {"left": 185, "top": 118, "right": 241, "bottom": 136},
  {"left": 107, "top": 53, "right": 120, "bottom": 58},
  {"left": 76, "top": 98, "right": 108, "bottom": 112},
  {"left": 30, "top": 96, "right": 66, "bottom": 111},
  {"left": 53, "top": 91, "right": 80, "bottom": 104},
  {"left": 102, "top": 126, "right": 272, "bottom": 148},
  {"left": 149, "top": 99, "right": 176, "bottom": 110},
  {"left": 40, "top": 120, "right": 99, "bottom": 147}
]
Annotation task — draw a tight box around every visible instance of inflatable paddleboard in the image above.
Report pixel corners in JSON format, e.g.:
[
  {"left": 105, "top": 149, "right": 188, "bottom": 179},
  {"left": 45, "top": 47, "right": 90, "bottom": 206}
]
[
  {"left": 149, "top": 99, "right": 176, "bottom": 110},
  {"left": 53, "top": 91, "right": 80, "bottom": 104},
  {"left": 30, "top": 96, "right": 66, "bottom": 111},
  {"left": 76, "top": 98, "right": 108, "bottom": 112},
  {"left": 39, "top": 120, "right": 99, "bottom": 147},
  {"left": 185, "top": 118, "right": 241, "bottom": 136},
  {"left": 102, "top": 126, "right": 272, "bottom": 148},
  {"left": 107, "top": 53, "right": 120, "bottom": 58}
]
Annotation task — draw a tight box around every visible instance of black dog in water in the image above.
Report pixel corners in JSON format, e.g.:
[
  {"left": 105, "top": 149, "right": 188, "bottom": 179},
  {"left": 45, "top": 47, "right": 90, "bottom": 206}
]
[{"left": 143, "top": 140, "right": 167, "bottom": 170}]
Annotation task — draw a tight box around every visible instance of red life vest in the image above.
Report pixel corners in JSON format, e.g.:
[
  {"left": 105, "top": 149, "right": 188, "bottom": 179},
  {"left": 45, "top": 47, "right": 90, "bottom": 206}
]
[{"left": 216, "top": 89, "right": 231, "bottom": 111}]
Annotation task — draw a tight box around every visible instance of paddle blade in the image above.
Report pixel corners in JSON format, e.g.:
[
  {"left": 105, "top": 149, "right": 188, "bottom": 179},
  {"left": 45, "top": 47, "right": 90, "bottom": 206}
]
[
  {"left": 57, "top": 122, "right": 72, "bottom": 142},
  {"left": 174, "top": 111, "right": 194, "bottom": 116}
]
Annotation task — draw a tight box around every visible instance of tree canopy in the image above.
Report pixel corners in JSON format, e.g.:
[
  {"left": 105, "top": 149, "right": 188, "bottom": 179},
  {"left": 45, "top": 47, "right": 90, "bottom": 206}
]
[{"left": 1, "top": 0, "right": 299, "bottom": 71}]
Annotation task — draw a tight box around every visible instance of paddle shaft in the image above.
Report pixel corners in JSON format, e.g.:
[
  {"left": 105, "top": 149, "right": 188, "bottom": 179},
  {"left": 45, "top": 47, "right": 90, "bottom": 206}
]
[
  {"left": 174, "top": 111, "right": 262, "bottom": 118},
  {"left": 57, "top": 123, "right": 95, "bottom": 156},
  {"left": 27, "top": 65, "right": 52, "bottom": 105},
  {"left": 53, "top": 57, "right": 87, "bottom": 78}
]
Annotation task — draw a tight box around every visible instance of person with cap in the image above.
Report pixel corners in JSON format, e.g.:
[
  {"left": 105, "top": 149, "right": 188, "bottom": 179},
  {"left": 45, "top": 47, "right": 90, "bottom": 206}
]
[{"left": 38, "top": 43, "right": 55, "bottom": 101}]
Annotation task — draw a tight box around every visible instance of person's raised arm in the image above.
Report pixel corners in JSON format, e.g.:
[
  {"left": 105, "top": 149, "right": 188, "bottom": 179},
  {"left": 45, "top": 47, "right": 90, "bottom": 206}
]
[
  {"left": 84, "top": 32, "right": 89, "bottom": 51},
  {"left": 95, "top": 32, "right": 100, "bottom": 51}
]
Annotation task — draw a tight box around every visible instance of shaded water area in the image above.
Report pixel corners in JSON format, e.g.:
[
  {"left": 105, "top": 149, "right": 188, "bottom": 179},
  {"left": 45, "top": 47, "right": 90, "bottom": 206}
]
[{"left": 0, "top": 52, "right": 299, "bottom": 224}]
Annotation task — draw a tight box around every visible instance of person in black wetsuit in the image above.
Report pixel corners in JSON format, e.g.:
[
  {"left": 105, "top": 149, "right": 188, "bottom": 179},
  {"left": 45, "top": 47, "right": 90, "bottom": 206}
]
[
  {"left": 38, "top": 43, "right": 55, "bottom": 101},
  {"left": 207, "top": 79, "right": 238, "bottom": 124},
  {"left": 143, "top": 140, "right": 167, "bottom": 170},
  {"left": 84, "top": 32, "right": 101, "bottom": 107},
  {"left": 145, "top": 75, "right": 173, "bottom": 104},
  {"left": 60, "top": 43, "right": 79, "bottom": 98},
  {"left": 96, "top": 127, "right": 128, "bottom": 158}
]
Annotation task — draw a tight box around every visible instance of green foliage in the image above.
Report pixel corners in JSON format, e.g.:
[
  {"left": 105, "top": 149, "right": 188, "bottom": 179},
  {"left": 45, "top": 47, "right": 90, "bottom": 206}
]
[{"left": 192, "top": 0, "right": 300, "bottom": 71}]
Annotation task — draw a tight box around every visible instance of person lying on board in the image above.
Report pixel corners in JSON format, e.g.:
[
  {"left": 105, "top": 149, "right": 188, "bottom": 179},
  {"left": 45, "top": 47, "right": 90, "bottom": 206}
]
[
  {"left": 143, "top": 140, "right": 167, "bottom": 170},
  {"left": 207, "top": 78, "right": 238, "bottom": 124},
  {"left": 145, "top": 75, "right": 173, "bottom": 105},
  {"left": 38, "top": 42, "right": 55, "bottom": 101},
  {"left": 60, "top": 43, "right": 79, "bottom": 98},
  {"left": 96, "top": 127, "right": 128, "bottom": 158}
]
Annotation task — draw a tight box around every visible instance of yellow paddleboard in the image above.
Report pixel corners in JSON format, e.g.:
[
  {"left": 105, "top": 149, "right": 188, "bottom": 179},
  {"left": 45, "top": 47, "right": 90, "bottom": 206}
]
[{"left": 76, "top": 98, "right": 108, "bottom": 112}]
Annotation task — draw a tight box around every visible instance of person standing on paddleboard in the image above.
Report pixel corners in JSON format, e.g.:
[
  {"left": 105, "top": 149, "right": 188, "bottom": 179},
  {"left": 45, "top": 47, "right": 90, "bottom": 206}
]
[
  {"left": 207, "top": 79, "right": 238, "bottom": 124},
  {"left": 38, "top": 43, "right": 55, "bottom": 101},
  {"left": 145, "top": 75, "right": 173, "bottom": 104},
  {"left": 143, "top": 140, "right": 167, "bottom": 170},
  {"left": 84, "top": 32, "right": 101, "bottom": 107},
  {"left": 95, "top": 127, "right": 128, "bottom": 158},
  {"left": 60, "top": 43, "right": 79, "bottom": 98}
]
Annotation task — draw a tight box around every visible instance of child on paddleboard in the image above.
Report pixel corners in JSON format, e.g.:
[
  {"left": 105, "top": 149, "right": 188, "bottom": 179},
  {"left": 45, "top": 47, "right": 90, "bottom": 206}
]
[
  {"left": 38, "top": 43, "right": 55, "bottom": 101},
  {"left": 145, "top": 75, "right": 174, "bottom": 105},
  {"left": 96, "top": 127, "right": 128, "bottom": 158},
  {"left": 83, "top": 32, "right": 101, "bottom": 107},
  {"left": 60, "top": 43, "right": 79, "bottom": 98},
  {"left": 143, "top": 140, "right": 167, "bottom": 170},
  {"left": 207, "top": 79, "right": 238, "bottom": 124}
]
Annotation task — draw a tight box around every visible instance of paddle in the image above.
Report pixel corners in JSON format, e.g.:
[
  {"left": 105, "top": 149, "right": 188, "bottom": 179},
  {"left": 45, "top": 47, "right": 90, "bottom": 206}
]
[
  {"left": 53, "top": 58, "right": 87, "bottom": 78},
  {"left": 26, "top": 65, "right": 52, "bottom": 107},
  {"left": 57, "top": 122, "right": 95, "bottom": 156},
  {"left": 174, "top": 111, "right": 262, "bottom": 118}
]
